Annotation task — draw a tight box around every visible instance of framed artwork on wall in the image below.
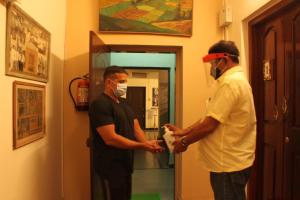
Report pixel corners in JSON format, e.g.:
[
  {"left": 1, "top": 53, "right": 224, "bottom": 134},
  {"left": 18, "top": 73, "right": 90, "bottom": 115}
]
[
  {"left": 152, "top": 87, "right": 159, "bottom": 106},
  {"left": 6, "top": 3, "right": 51, "bottom": 82},
  {"left": 13, "top": 81, "right": 46, "bottom": 149},
  {"left": 99, "top": 0, "right": 193, "bottom": 37}
]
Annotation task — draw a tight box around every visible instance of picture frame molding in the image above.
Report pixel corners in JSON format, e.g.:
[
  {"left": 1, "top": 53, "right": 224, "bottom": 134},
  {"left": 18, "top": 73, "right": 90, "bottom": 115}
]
[
  {"left": 6, "top": 3, "right": 51, "bottom": 82},
  {"left": 13, "top": 81, "right": 46, "bottom": 149},
  {"left": 99, "top": 0, "right": 193, "bottom": 37}
]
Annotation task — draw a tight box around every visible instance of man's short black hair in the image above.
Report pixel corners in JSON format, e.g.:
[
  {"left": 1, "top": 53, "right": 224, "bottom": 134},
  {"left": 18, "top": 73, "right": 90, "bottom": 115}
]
[
  {"left": 208, "top": 40, "right": 240, "bottom": 63},
  {"left": 103, "top": 65, "right": 128, "bottom": 80}
]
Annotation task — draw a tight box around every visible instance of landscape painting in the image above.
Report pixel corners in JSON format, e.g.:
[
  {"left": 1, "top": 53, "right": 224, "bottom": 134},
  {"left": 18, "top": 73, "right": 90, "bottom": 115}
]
[{"left": 99, "top": 0, "right": 193, "bottom": 36}]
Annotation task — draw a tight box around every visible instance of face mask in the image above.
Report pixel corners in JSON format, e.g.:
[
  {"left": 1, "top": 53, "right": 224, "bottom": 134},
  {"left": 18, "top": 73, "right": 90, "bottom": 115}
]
[
  {"left": 113, "top": 83, "right": 127, "bottom": 97},
  {"left": 210, "top": 59, "right": 223, "bottom": 80},
  {"left": 210, "top": 66, "right": 222, "bottom": 80}
]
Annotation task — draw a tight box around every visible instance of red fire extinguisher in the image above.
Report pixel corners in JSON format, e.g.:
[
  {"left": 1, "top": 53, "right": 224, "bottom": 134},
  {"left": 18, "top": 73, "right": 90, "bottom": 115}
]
[{"left": 69, "top": 74, "right": 89, "bottom": 111}]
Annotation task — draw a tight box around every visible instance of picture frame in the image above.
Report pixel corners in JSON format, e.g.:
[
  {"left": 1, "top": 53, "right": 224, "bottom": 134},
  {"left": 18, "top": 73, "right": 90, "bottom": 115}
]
[
  {"left": 152, "top": 87, "right": 159, "bottom": 106},
  {"left": 6, "top": 3, "right": 51, "bottom": 82},
  {"left": 13, "top": 81, "right": 46, "bottom": 149},
  {"left": 99, "top": 0, "right": 193, "bottom": 37}
]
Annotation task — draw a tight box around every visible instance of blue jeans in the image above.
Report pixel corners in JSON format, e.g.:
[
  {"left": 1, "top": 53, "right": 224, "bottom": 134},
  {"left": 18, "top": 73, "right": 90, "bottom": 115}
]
[{"left": 210, "top": 167, "right": 252, "bottom": 200}]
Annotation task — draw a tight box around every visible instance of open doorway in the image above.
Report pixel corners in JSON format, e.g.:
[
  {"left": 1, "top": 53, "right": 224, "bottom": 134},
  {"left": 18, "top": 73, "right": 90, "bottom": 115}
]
[
  {"left": 89, "top": 31, "right": 183, "bottom": 200},
  {"left": 127, "top": 86, "right": 146, "bottom": 129},
  {"left": 125, "top": 68, "right": 170, "bottom": 131},
  {"left": 125, "top": 67, "right": 173, "bottom": 200}
]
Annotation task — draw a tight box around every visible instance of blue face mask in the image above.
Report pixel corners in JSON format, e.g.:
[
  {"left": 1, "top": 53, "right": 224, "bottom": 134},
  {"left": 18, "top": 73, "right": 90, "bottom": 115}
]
[
  {"left": 210, "top": 58, "right": 224, "bottom": 80},
  {"left": 210, "top": 65, "right": 222, "bottom": 80}
]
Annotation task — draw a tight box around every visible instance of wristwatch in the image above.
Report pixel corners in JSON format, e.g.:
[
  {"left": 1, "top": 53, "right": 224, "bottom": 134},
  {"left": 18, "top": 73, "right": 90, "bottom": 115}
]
[{"left": 180, "top": 137, "right": 189, "bottom": 148}]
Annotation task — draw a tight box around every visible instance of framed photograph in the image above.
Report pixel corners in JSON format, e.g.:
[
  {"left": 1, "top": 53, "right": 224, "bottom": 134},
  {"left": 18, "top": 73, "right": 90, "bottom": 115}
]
[
  {"left": 13, "top": 81, "right": 46, "bottom": 149},
  {"left": 6, "top": 4, "right": 51, "bottom": 82},
  {"left": 99, "top": 0, "right": 193, "bottom": 37},
  {"left": 152, "top": 87, "right": 159, "bottom": 106}
]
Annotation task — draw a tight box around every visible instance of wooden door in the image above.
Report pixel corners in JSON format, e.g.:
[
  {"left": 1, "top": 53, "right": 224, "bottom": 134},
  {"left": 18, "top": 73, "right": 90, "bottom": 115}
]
[
  {"left": 126, "top": 87, "right": 146, "bottom": 129},
  {"left": 283, "top": 4, "right": 300, "bottom": 199},
  {"left": 89, "top": 31, "right": 110, "bottom": 103},
  {"left": 249, "top": 1, "right": 300, "bottom": 199},
  {"left": 260, "top": 16, "right": 285, "bottom": 199},
  {"left": 89, "top": 31, "right": 110, "bottom": 200}
]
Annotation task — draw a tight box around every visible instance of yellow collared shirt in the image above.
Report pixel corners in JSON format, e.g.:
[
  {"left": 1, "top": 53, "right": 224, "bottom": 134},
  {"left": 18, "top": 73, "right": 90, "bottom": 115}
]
[{"left": 197, "top": 66, "right": 257, "bottom": 172}]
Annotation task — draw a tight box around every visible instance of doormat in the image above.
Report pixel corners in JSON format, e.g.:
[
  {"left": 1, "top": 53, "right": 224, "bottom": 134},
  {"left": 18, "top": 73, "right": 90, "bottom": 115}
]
[{"left": 131, "top": 193, "right": 161, "bottom": 200}]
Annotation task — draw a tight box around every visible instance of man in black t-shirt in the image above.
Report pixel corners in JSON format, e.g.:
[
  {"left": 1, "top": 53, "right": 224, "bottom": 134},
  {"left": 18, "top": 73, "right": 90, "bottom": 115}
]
[{"left": 89, "top": 66, "right": 163, "bottom": 200}]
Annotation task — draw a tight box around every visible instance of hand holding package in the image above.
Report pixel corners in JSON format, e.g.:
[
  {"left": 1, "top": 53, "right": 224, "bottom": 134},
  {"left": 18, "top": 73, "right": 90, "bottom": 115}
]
[{"left": 163, "top": 126, "right": 175, "bottom": 152}]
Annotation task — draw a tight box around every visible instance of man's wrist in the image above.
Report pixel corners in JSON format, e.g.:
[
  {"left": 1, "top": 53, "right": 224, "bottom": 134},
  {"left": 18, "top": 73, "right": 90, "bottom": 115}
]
[
  {"left": 183, "top": 127, "right": 192, "bottom": 135},
  {"left": 180, "top": 137, "right": 189, "bottom": 148}
]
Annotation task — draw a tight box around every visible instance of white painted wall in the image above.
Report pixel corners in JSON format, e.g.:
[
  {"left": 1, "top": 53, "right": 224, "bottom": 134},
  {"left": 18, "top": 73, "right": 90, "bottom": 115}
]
[
  {"left": 0, "top": 0, "right": 65, "bottom": 199},
  {"left": 223, "top": 0, "right": 281, "bottom": 77}
]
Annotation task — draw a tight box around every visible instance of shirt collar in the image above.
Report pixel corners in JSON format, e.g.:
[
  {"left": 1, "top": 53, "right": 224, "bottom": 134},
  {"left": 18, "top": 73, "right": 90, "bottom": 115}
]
[{"left": 217, "top": 66, "right": 243, "bottom": 82}]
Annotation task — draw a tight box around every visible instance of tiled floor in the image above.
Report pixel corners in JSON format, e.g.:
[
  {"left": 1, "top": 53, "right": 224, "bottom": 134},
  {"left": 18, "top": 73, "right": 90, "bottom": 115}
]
[
  {"left": 132, "top": 130, "right": 175, "bottom": 200},
  {"left": 132, "top": 169, "right": 174, "bottom": 200}
]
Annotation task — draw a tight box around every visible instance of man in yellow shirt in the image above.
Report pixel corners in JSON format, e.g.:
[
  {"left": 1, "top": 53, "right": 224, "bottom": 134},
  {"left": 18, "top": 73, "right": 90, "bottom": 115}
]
[{"left": 166, "top": 40, "right": 256, "bottom": 200}]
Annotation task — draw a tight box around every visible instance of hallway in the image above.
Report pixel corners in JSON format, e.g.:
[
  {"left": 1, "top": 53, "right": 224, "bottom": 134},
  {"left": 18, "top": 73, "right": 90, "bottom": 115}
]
[{"left": 132, "top": 130, "right": 174, "bottom": 200}]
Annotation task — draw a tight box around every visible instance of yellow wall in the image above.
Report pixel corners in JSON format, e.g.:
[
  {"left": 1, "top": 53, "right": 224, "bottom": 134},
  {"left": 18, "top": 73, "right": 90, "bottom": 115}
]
[
  {"left": 224, "top": 0, "right": 280, "bottom": 79},
  {"left": 0, "top": 0, "right": 282, "bottom": 199},
  {"left": 64, "top": 0, "right": 221, "bottom": 199},
  {"left": 0, "top": 0, "right": 65, "bottom": 199},
  {"left": 1, "top": 0, "right": 285, "bottom": 199},
  {"left": 61, "top": 0, "right": 279, "bottom": 200}
]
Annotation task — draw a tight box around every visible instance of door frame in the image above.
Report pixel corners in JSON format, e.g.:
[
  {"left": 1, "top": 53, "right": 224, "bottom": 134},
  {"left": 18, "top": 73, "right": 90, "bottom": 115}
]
[
  {"left": 248, "top": 0, "right": 297, "bottom": 199},
  {"left": 109, "top": 45, "right": 183, "bottom": 200},
  {"left": 89, "top": 38, "right": 184, "bottom": 199}
]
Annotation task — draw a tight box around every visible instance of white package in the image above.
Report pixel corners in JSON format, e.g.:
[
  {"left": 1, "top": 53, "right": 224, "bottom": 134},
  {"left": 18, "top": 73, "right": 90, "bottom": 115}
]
[{"left": 163, "top": 126, "right": 175, "bottom": 152}]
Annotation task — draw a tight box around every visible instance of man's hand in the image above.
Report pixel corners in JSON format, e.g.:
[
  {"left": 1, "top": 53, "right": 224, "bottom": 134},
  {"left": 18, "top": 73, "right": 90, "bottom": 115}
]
[
  {"left": 164, "top": 124, "right": 186, "bottom": 137},
  {"left": 143, "top": 140, "right": 165, "bottom": 153}
]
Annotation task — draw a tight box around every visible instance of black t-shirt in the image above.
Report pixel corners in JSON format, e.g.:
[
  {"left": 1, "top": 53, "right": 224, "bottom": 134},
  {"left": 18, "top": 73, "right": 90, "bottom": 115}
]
[{"left": 89, "top": 93, "right": 137, "bottom": 177}]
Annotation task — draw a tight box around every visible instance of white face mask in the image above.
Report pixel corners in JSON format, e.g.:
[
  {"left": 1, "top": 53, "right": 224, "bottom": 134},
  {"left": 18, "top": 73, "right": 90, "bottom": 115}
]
[{"left": 113, "top": 83, "right": 127, "bottom": 97}]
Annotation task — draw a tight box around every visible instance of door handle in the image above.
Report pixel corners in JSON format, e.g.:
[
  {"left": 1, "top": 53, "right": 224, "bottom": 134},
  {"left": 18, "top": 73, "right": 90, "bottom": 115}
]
[
  {"left": 86, "top": 137, "right": 91, "bottom": 147},
  {"left": 273, "top": 106, "right": 279, "bottom": 121},
  {"left": 282, "top": 97, "right": 288, "bottom": 114},
  {"left": 285, "top": 137, "right": 290, "bottom": 144}
]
